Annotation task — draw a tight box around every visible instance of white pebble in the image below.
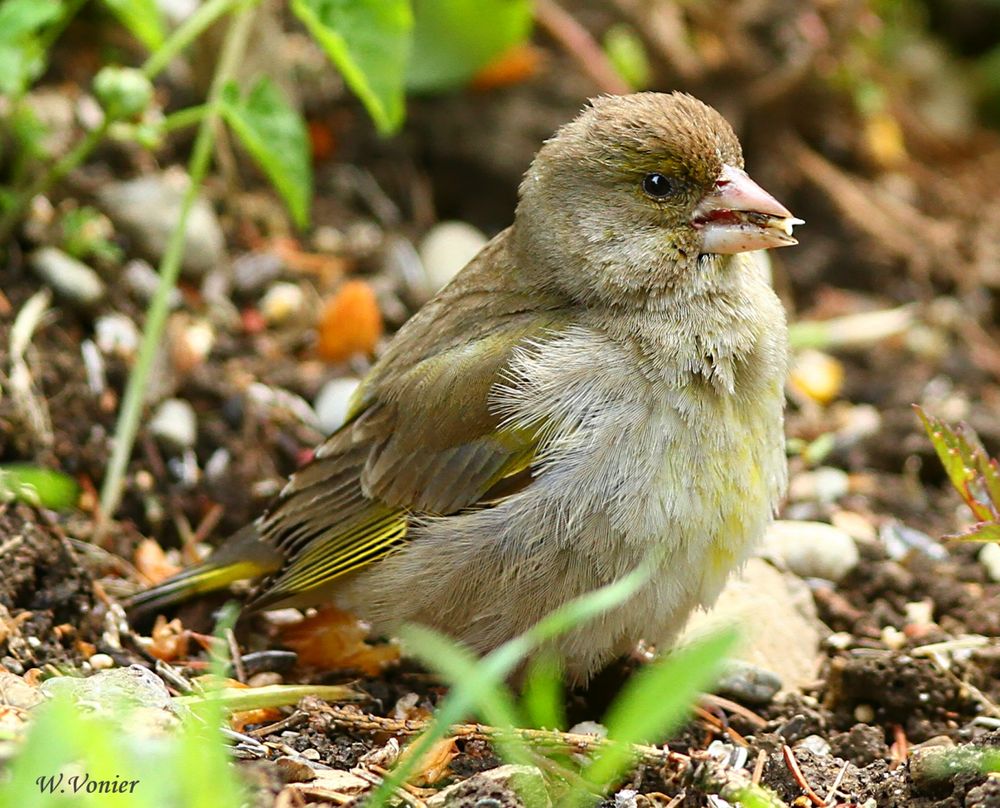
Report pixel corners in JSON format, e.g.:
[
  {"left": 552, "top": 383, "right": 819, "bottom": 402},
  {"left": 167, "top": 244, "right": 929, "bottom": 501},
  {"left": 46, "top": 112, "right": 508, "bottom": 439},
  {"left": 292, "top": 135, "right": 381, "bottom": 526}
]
[
  {"left": 763, "top": 520, "right": 860, "bottom": 582},
  {"left": 95, "top": 313, "right": 140, "bottom": 359},
  {"left": 29, "top": 247, "right": 105, "bottom": 307},
  {"left": 149, "top": 398, "right": 197, "bottom": 451},
  {"left": 418, "top": 221, "right": 488, "bottom": 293},
  {"left": 260, "top": 282, "right": 305, "bottom": 325},
  {"left": 788, "top": 466, "right": 850, "bottom": 503},
  {"left": 89, "top": 653, "right": 114, "bottom": 670},
  {"left": 980, "top": 543, "right": 1000, "bottom": 582},
  {"left": 314, "top": 377, "right": 361, "bottom": 434}
]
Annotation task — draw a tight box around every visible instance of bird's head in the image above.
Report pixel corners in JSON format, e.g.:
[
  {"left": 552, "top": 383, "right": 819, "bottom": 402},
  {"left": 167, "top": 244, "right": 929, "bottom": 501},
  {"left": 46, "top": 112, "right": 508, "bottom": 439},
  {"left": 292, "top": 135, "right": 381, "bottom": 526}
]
[{"left": 513, "top": 92, "right": 802, "bottom": 306}]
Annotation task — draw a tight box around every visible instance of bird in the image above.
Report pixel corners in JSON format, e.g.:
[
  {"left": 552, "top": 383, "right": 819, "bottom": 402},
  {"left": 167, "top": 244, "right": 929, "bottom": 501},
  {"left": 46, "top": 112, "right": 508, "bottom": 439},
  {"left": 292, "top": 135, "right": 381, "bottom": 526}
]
[{"left": 128, "top": 92, "right": 801, "bottom": 683}]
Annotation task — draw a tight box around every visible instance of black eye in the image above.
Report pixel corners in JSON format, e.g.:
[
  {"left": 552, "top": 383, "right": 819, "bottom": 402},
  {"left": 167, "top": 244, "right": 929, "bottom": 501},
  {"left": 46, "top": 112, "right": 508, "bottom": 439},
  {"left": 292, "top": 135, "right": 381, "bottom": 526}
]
[{"left": 642, "top": 172, "right": 676, "bottom": 199}]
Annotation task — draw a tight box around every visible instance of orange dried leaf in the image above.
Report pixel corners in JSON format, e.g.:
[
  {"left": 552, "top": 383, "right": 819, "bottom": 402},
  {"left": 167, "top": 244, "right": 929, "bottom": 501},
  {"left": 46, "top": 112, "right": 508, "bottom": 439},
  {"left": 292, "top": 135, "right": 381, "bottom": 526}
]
[
  {"left": 230, "top": 706, "right": 283, "bottom": 733},
  {"left": 280, "top": 607, "right": 399, "bottom": 675},
  {"left": 400, "top": 736, "right": 459, "bottom": 786},
  {"left": 134, "top": 538, "right": 182, "bottom": 585},
  {"left": 147, "top": 615, "right": 189, "bottom": 662},
  {"left": 471, "top": 44, "right": 543, "bottom": 90},
  {"left": 317, "top": 280, "right": 383, "bottom": 363}
]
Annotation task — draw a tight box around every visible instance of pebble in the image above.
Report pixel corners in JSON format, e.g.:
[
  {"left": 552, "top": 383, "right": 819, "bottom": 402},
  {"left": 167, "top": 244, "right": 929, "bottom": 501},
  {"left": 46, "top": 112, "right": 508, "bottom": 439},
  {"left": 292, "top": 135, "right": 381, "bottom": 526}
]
[
  {"left": 418, "top": 220, "right": 488, "bottom": 294},
  {"left": 97, "top": 169, "right": 225, "bottom": 278},
  {"left": 714, "top": 660, "right": 782, "bottom": 705},
  {"left": 149, "top": 398, "right": 197, "bottom": 451},
  {"left": 787, "top": 466, "right": 850, "bottom": 504},
  {"left": 88, "top": 653, "right": 114, "bottom": 670},
  {"left": 123, "top": 259, "right": 183, "bottom": 308},
  {"left": 979, "top": 543, "right": 1000, "bottom": 582},
  {"left": 314, "top": 377, "right": 361, "bottom": 434},
  {"left": 831, "top": 509, "right": 878, "bottom": 545},
  {"left": 29, "top": 247, "right": 105, "bottom": 307},
  {"left": 260, "top": 282, "right": 305, "bottom": 326},
  {"left": 788, "top": 349, "right": 844, "bottom": 405},
  {"left": 763, "top": 520, "right": 859, "bottom": 582},
  {"left": 94, "top": 313, "right": 140, "bottom": 359},
  {"left": 680, "top": 558, "right": 823, "bottom": 693},
  {"left": 797, "top": 735, "right": 832, "bottom": 756},
  {"left": 41, "top": 664, "right": 174, "bottom": 713},
  {"left": 232, "top": 251, "right": 284, "bottom": 294},
  {"left": 881, "top": 520, "right": 948, "bottom": 561}
]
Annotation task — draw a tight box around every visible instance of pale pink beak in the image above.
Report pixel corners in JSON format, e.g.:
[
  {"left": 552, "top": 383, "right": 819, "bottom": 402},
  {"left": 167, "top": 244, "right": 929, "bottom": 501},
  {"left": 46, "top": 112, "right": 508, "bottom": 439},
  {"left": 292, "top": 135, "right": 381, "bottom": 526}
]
[{"left": 691, "top": 164, "right": 803, "bottom": 254}]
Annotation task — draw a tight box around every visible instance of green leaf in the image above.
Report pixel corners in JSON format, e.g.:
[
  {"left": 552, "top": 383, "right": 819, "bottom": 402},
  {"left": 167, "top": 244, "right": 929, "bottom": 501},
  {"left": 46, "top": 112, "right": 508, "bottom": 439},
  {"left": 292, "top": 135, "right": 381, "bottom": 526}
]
[
  {"left": 0, "top": 465, "right": 79, "bottom": 510},
  {"left": 916, "top": 405, "right": 1000, "bottom": 522},
  {"left": 603, "top": 23, "right": 650, "bottom": 91},
  {"left": 291, "top": 0, "right": 412, "bottom": 134},
  {"left": 0, "top": 0, "right": 61, "bottom": 97},
  {"left": 522, "top": 653, "right": 565, "bottom": 731},
  {"left": 582, "top": 629, "right": 738, "bottom": 793},
  {"left": 407, "top": 0, "right": 532, "bottom": 91},
  {"left": 220, "top": 77, "right": 312, "bottom": 228},
  {"left": 101, "top": 0, "right": 165, "bottom": 51}
]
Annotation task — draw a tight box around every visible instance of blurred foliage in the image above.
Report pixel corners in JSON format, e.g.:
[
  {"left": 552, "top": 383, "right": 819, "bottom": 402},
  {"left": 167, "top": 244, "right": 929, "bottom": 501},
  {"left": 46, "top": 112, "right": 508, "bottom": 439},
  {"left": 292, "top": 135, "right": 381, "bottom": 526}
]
[
  {"left": 0, "top": 465, "right": 79, "bottom": 510},
  {"left": 917, "top": 407, "right": 1000, "bottom": 542},
  {"left": 407, "top": 0, "right": 533, "bottom": 91}
]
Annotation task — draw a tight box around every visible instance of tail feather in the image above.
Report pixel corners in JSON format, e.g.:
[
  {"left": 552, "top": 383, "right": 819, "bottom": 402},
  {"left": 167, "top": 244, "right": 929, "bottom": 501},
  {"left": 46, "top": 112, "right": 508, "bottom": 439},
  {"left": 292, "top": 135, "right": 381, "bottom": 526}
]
[{"left": 125, "top": 524, "right": 283, "bottom": 617}]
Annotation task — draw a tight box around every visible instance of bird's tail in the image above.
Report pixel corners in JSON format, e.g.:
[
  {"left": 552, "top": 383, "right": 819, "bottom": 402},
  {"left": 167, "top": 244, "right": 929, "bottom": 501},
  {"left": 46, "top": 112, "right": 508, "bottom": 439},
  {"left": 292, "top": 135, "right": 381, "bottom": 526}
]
[{"left": 125, "top": 524, "right": 283, "bottom": 617}]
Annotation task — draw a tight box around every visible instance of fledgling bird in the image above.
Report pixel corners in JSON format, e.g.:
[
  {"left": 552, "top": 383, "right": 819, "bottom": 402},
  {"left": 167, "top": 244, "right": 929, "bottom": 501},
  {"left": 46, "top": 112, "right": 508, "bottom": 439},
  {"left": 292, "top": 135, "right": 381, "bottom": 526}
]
[{"left": 130, "top": 92, "right": 801, "bottom": 683}]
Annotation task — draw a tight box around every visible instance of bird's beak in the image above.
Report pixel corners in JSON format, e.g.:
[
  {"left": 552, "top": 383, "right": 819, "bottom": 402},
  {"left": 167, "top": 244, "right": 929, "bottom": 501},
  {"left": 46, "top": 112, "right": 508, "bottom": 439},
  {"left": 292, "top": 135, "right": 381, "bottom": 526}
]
[{"left": 691, "top": 164, "right": 803, "bottom": 254}]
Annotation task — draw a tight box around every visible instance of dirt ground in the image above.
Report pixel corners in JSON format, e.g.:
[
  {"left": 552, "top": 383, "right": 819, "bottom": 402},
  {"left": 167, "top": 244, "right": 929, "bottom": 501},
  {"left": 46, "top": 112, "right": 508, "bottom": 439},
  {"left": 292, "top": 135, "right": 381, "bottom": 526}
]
[{"left": 5, "top": 1, "right": 1000, "bottom": 806}]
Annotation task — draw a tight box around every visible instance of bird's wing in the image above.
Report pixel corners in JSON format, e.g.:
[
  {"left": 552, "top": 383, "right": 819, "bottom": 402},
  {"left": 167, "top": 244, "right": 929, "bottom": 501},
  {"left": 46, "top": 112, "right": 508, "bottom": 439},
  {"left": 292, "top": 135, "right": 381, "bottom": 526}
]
[{"left": 249, "top": 316, "right": 561, "bottom": 609}]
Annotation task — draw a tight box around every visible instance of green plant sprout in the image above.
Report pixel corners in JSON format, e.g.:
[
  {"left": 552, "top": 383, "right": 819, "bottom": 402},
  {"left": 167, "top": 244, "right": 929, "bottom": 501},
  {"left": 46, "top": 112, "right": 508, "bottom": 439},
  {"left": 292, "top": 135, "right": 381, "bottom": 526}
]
[{"left": 916, "top": 405, "right": 1000, "bottom": 541}]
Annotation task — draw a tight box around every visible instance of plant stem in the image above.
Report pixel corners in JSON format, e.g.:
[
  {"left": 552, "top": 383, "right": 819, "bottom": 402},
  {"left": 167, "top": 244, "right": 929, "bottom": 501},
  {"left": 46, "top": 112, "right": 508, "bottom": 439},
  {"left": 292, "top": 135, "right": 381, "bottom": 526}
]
[
  {"left": 99, "top": 0, "right": 258, "bottom": 520},
  {"left": 159, "top": 104, "right": 210, "bottom": 133},
  {"left": 141, "top": 0, "right": 238, "bottom": 79}
]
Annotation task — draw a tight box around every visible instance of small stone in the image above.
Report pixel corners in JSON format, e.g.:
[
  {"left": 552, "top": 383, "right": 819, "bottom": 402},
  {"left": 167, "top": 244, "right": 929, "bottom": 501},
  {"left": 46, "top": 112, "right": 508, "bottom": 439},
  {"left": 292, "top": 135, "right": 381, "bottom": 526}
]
[
  {"left": 149, "top": 398, "right": 197, "bottom": 451},
  {"left": 94, "top": 313, "right": 140, "bottom": 359},
  {"left": 123, "top": 259, "right": 183, "bottom": 308},
  {"left": 97, "top": 169, "right": 225, "bottom": 278},
  {"left": 41, "top": 664, "right": 174, "bottom": 713},
  {"left": 881, "top": 521, "right": 948, "bottom": 561},
  {"left": 29, "top": 247, "right": 105, "bottom": 307},
  {"left": 418, "top": 221, "right": 488, "bottom": 294},
  {"left": 979, "top": 543, "right": 1000, "bottom": 582},
  {"left": 831, "top": 510, "right": 878, "bottom": 545},
  {"left": 797, "top": 735, "right": 831, "bottom": 756},
  {"left": 169, "top": 313, "right": 215, "bottom": 373},
  {"left": 788, "top": 466, "right": 850, "bottom": 504},
  {"left": 715, "top": 660, "right": 782, "bottom": 705},
  {"left": 317, "top": 280, "right": 383, "bottom": 363},
  {"left": 680, "top": 558, "right": 823, "bottom": 693},
  {"left": 763, "top": 520, "right": 859, "bottom": 582},
  {"left": 314, "top": 377, "right": 361, "bottom": 434},
  {"left": 233, "top": 251, "right": 284, "bottom": 294},
  {"left": 88, "top": 653, "right": 114, "bottom": 670},
  {"left": 853, "top": 703, "right": 875, "bottom": 723},
  {"left": 789, "top": 349, "right": 844, "bottom": 405},
  {"left": 260, "top": 282, "right": 305, "bottom": 326}
]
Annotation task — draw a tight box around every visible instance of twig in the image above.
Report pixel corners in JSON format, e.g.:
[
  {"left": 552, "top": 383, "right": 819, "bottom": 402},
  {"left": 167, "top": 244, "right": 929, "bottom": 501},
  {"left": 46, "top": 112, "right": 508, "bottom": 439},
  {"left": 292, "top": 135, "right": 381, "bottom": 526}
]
[
  {"left": 781, "top": 744, "right": 826, "bottom": 807},
  {"left": 824, "top": 760, "right": 849, "bottom": 806},
  {"left": 534, "top": 0, "right": 630, "bottom": 94},
  {"left": 226, "top": 628, "right": 247, "bottom": 683},
  {"left": 700, "top": 694, "right": 768, "bottom": 730},
  {"left": 751, "top": 749, "right": 767, "bottom": 785}
]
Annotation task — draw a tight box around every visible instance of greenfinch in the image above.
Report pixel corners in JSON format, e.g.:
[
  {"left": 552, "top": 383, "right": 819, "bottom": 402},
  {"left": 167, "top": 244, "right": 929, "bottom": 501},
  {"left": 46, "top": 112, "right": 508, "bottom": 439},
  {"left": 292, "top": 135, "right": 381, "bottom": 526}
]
[{"left": 129, "top": 92, "right": 801, "bottom": 682}]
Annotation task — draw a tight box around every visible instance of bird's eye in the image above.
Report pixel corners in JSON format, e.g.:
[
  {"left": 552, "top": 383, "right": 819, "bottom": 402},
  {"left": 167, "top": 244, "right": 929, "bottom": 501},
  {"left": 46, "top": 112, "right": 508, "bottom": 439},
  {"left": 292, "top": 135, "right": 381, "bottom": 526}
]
[{"left": 642, "top": 173, "right": 677, "bottom": 199}]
